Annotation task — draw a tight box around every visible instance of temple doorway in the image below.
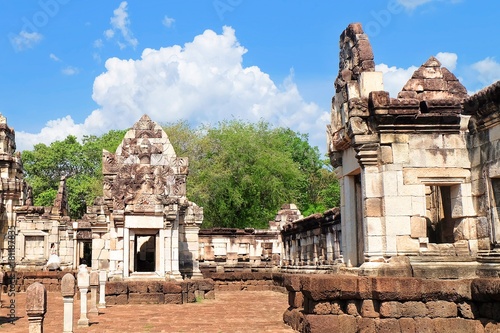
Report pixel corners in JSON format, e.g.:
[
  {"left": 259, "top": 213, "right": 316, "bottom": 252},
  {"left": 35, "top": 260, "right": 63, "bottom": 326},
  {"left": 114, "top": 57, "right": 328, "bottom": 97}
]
[{"left": 134, "top": 234, "right": 156, "bottom": 272}]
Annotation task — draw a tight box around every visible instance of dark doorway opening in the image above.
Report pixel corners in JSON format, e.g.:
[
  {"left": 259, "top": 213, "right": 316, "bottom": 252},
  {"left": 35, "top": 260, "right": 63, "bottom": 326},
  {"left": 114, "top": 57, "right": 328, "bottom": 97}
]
[{"left": 135, "top": 235, "right": 156, "bottom": 272}]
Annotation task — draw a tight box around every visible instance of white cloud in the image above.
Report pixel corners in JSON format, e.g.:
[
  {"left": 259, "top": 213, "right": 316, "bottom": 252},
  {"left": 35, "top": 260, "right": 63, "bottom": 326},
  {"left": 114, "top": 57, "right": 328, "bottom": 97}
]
[
  {"left": 17, "top": 27, "right": 328, "bottom": 153},
  {"left": 105, "top": 1, "right": 138, "bottom": 48},
  {"left": 397, "top": 0, "right": 462, "bottom": 10},
  {"left": 61, "top": 66, "right": 79, "bottom": 76},
  {"left": 49, "top": 53, "right": 61, "bottom": 62},
  {"left": 435, "top": 52, "right": 457, "bottom": 71},
  {"left": 9, "top": 31, "right": 43, "bottom": 51},
  {"left": 470, "top": 57, "right": 500, "bottom": 87},
  {"left": 93, "top": 39, "right": 103, "bottom": 48},
  {"left": 375, "top": 63, "right": 418, "bottom": 97},
  {"left": 162, "top": 16, "right": 175, "bottom": 28}
]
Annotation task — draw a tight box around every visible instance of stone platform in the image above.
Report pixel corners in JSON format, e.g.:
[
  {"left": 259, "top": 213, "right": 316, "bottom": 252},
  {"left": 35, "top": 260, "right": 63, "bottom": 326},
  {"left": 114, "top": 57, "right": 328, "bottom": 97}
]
[{"left": 0, "top": 290, "right": 294, "bottom": 332}]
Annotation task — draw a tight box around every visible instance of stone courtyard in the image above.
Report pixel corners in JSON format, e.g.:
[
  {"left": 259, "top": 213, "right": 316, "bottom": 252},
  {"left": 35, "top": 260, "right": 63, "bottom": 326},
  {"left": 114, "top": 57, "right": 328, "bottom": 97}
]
[{"left": 0, "top": 290, "right": 294, "bottom": 333}]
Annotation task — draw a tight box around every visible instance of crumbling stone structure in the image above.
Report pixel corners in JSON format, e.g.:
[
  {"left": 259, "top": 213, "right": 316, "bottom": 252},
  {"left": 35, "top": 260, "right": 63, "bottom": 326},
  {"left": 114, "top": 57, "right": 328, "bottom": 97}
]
[
  {"left": 326, "top": 22, "right": 500, "bottom": 278},
  {"left": 198, "top": 204, "right": 301, "bottom": 273}
]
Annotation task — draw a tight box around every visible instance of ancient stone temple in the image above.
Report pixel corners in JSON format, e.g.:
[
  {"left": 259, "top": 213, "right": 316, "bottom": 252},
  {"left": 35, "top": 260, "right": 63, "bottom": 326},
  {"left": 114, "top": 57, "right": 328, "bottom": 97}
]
[
  {"left": 326, "top": 22, "right": 500, "bottom": 278},
  {"left": 75, "top": 115, "right": 203, "bottom": 280}
]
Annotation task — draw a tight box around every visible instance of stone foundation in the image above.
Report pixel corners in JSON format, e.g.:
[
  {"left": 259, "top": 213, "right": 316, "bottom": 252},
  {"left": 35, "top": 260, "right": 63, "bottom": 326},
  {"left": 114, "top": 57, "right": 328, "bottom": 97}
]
[
  {"left": 283, "top": 275, "right": 500, "bottom": 332},
  {"left": 105, "top": 279, "right": 215, "bottom": 305},
  {"left": 204, "top": 272, "right": 286, "bottom": 293},
  {"left": 2, "top": 271, "right": 67, "bottom": 292}
]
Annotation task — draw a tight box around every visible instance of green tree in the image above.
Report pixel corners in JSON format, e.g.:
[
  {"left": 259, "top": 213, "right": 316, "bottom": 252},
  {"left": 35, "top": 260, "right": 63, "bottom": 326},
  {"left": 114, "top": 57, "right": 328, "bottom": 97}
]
[
  {"left": 22, "top": 130, "right": 126, "bottom": 219},
  {"left": 163, "top": 120, "right": 340, "bottom": 229}
]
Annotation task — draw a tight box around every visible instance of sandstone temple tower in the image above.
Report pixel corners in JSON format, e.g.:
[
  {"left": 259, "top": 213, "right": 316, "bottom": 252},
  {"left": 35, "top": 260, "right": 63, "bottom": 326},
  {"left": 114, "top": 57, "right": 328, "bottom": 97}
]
[
  {"left": 77, "top": 115, "right": 203, "bottom": 280},
  {"left": 327, "top": 23, "right": 483, "bottom": 277}
]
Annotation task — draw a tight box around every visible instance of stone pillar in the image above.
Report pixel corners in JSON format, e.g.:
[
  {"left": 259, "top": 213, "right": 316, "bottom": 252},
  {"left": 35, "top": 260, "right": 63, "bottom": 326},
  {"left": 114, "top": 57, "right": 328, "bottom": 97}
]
[
  {"left": 183, "top": 225, "right": 203, "bottom": 279},
  {"left": 26, "top": 282, "right": 47, "bottom": 333},
  {"left": 77, "top": 265, "right": 90, "bottom": 327},
  {"left": 98, "top": 270, "right": 106, "bottom": 309},
  {"left": 61, "top": 273, "right": 75, "bottom": 333},
  {"left": 89, "top": 271, "right": 99, "bottom": 315}
]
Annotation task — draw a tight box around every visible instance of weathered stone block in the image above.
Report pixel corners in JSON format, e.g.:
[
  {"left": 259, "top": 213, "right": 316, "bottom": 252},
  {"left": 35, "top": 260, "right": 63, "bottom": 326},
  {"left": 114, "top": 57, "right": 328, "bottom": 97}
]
[
  {"left": 426, "top": 301, "right": 457, "bottom": 318},
  {"left": 411, "top": 216, "right": 427, "bottom": 238},
  {"left": 304, "top": 314, "right": 357, "bottom": 333},
  {"left": 164, "top": 293, "right": 182, "bottom": 304},
  {"left": 105, "top": 282, "right": 127, "bottom": 295},
  {"left": 127, "top": 282, "right": 148, "bottom": 293},
  {"left": 401, "top": 301, "right": 427, "bottom": 317},
  {"left": 365, "top": 198, "right": 383, "bottom": 217},
  {"left": 361, "top": 299, "right": 379, "bottom": 318},
  {"left": 375, "top": 318, "right": 400, "bottom": 332},
  {"left": 128, "top": 293, "right": 164, "bottom": 304},
  {"left": 380, "top": 301, "right": 402, "bottom": 318},
  {"left": 399, "top": 318, "right": 417, "bottom": 332},
  {"left": 421, "top": 279, "right": 471, "bottom": 302},
  {"left": 289, "top": 291, "right": 304, "bottom": 308},
  {"left": 346, "top": 300, "right": 360, "bottom": 316}
]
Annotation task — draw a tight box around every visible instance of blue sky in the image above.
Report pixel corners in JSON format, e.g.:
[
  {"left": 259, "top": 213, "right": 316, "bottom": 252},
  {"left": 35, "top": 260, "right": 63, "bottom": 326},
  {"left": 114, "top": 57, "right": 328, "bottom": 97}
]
[{"left": 0, "top": 0, "right": 499, "bottom": 155}]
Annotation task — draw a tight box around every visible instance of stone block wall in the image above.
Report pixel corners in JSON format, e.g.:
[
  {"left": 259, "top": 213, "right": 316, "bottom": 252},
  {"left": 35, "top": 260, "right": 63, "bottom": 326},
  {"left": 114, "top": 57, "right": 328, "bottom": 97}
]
[
  {"left": 105, "top": 279, "right": 215, "bottom": 305},
  {"left": 204, "top": 271, "right": 286, "bottom": 293},
  {"left": 199, "top": 228, "right": 281, "bottom": 273},
  {"left": 283, "top": 275, "right": 500, "bottom": 332},
  {"left": 2, "top": 271, "right": 68, "bottom": 292}
]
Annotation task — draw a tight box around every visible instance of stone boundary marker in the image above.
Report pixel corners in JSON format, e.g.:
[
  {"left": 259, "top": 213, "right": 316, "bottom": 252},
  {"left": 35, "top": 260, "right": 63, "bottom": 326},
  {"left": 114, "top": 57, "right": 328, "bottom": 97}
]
[
  {"left": 26, "top": 282, "right": 47, "bottom": 333},
  {"left": 61, "top": 273, "right": 75, "bottom": 333}
]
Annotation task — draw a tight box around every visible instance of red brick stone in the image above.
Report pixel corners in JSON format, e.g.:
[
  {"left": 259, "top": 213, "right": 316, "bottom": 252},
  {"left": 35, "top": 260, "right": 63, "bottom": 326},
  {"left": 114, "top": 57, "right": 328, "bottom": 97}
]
[
  {"left": 163, "top": 293, "right": 182, "bottom": 304},
  {"left": 162, "top": 282, "right": 182, "bottom": 293},
  {"left": 127, "top": 281, "right": 148, "bottom": 293},
  {"left": 284, "top": 274, "right": 302, "bottom": 292},
  {"left": 432, "top": 318, "right": 482, "bottom": 333},
  {"left": 413, "top": 317, "right": 434, "bottom": 333},
  {"left": 421, "top": 279, "right": 471, "bottom": 302},
  {"left": 372, "top": 277, "right": 422, "bottom": 301},
  {"left": 283, "top": 308, "right": 305, "bottom": 332},
  {"left": 301, "top": 275, "right": 361, "bottom": 301},
  {"left": 375, "top": 318, "right": 400, "bottom": 332},
  {"left": 128, "top": 293, "right": 164, "bottom": 304},
  {"left": 471, "top": 279, "right": 500, "bottom": 302},
  {"left": 304, "top": 314, "right": 357, "bottom": 333},
  {"left": 356, "top": 317, "right": 376, "bottom": 333},
  {"left": 115, "top": 294, "right": 128, "bottom": 305},
  {"left": 361, "top": 299, "right": 380, "bottom": 318},
  {"left": 399, "top": 318, "right": 417, "bottom": 333},
  {"left": 288, "top": 291, "right": 304, "bottom": 308},
  {"left": 426, "top": 300, "right": 458, "bottom": 318},
  {"left": 106, "top": 281, "right": 127, "bottom": 295},
  {"left": 380, "top": 301, "right": 402, "bottom": 318},
  {"left": 401, "top": 301, "right": 427, "bottom": 317}
]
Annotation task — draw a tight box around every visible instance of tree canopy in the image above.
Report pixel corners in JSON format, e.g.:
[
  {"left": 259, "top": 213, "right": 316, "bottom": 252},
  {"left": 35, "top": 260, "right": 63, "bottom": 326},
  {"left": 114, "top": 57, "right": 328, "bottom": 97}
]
[{"left": 21, "top": 120, "right": 339, "bottom": 227}]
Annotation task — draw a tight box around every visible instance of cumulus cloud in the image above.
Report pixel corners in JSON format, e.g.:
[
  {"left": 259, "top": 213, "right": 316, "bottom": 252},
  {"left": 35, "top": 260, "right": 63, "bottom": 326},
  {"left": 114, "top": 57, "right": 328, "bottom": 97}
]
[
  {"left": 375, "top": 63, "right": 418, "bottom": 97},
  {"left": 16, "top": 26, "right": 328, "bottom": 153},
  {"left": 470, "top": 57, "right": 500, "bottom": 87},
  {"left": 105, "top": 1, "right": 138, "bottom": 49},
  {"left": 436, "top": 52, "right": 458, "bottom": 71},
  {"left": 9, "top": 31, "right": 43, "bottom": 51},
  {"left": 162, "top": 16, "right": 175, "bottom": 28}
]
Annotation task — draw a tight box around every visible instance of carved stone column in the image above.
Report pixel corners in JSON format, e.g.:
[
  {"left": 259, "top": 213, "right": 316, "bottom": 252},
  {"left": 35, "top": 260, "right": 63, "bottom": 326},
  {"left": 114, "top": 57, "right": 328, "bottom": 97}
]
[{"left": 77, "top": 265, "right": 90, "bottom": 327}]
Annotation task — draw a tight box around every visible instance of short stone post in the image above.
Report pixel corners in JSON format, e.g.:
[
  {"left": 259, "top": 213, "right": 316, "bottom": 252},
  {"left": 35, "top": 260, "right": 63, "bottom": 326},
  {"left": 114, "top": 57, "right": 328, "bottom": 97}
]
[
  {"left": 77, "top": 265, "right": 90, "bottom": 327},
  {"left": 26, "top": 282, "right": 47, "bottom": 333},
  {"left": 61, "top": 273, "right": 75, "bottom": 333},
  {"left": 89, "top": 271, "right": 99, "bottom": 315},
  {"left": 98, "top": 270, "right": 107, "bottom": 309}
]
